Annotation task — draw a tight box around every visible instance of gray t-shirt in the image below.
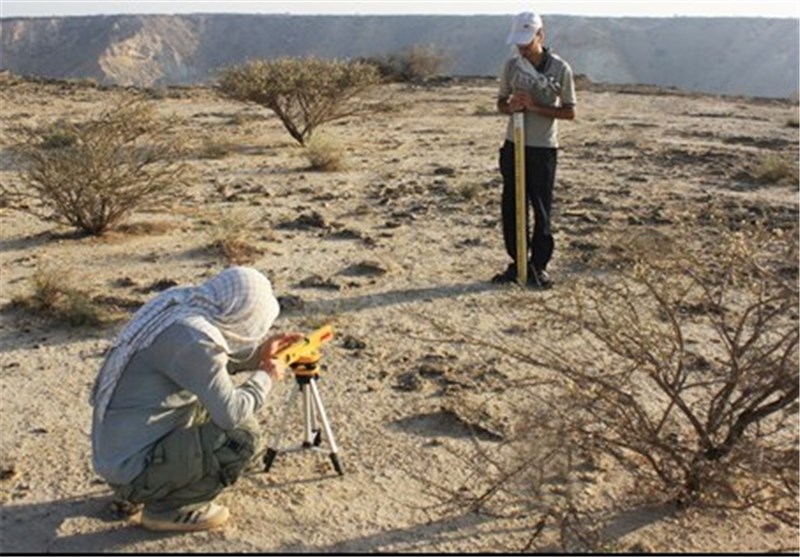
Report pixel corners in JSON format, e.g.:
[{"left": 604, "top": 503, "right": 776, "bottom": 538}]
[
  {"left": 91, "top": 322, "right": 272, "bottom": 485},
  {"left": 499, "top": 49, "right": 577, "bottom": 148}
]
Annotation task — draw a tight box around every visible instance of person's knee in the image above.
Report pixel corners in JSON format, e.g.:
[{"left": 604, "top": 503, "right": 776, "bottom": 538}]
[
  {"left": 228, "top": 424, "right": 259, "bottom": 455},
  {"left": 215, "top": 426, "right": 259, "bottom": 486}
]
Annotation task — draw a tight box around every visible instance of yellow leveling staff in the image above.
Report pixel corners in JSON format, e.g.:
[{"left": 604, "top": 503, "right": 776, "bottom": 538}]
[{"left": 513, "top": 112, "right": 528, "bottom": 285}]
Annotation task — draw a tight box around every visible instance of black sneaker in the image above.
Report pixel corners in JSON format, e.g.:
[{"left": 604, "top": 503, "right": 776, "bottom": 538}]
[
  {"left": 528, "top": 267, "right": 554, "bottom": 289},
  {"left": 491, "top": 263, "right": 518, "bottom": 284}
]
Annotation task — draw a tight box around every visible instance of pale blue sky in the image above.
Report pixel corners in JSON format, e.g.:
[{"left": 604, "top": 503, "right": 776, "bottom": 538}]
[{"left": 1, "top": 0, "right": 799, "bottom": 18}]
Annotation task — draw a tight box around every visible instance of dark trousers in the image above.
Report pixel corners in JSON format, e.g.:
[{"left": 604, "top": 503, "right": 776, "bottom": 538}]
[{"left": 499, "top": 141, "right": 557, "bottom": 272}]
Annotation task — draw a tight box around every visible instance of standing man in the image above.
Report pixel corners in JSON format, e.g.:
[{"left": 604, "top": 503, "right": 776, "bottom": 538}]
[{"left": 494, "top": 12, "right": 576, "bottom": 288}]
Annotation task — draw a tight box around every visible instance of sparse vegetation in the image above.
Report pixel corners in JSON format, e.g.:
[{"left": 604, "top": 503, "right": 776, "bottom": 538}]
[
  {"left": 1, "top": 63, "right": 798, "bottom": 555},
  {"left": 754, "top": 153, "right": 798, "bottom": 185},
  {"left": 305, "top": 134, "right": 348, "bottom": 172},
  {"left": 3, "top": 101, "right": 186, "bottom": 235},
  {"left": 453, "top": 179, "right": 483, "bottom": 201},
  {"left": 13, "top": 265, "right": 103, "bottom": 326},
  {"left": 196, "top": 138, "right": 236, "bottom": 159},
  {"left": 427, "top": 226, "right": 798, "bottom": 549},
  {"left": 360, "top": 44, "right": 451, "bottom": 83},
  {"left": 218, "top": 57, "right": 380, "bottom": 145},
  {"left": 204, "top": 210, "right": 264, "bottom": 265},
  {"left": 541, "top": 230, "right": 799, "bottom": 511}
]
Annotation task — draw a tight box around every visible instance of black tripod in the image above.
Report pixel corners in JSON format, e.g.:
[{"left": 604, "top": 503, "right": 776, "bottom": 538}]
[{"left": 263, "top": 356, "right": 343, "bottom": 475}]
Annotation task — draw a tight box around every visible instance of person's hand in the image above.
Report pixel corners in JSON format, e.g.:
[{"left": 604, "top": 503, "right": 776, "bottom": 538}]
[
  {"left": 259, "top": 332, "right": 305, "bottom": 382},
  {"left": 510, "top": 91, "right": 536, "bottom": 111},
  {"left": 507, "top": 94, "right": 527, "bottom": 112}
]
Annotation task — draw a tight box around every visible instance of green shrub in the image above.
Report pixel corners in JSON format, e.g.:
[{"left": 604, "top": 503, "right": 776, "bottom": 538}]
[{"left": 218, "top": 57, "right": 380, "bottom": 145}]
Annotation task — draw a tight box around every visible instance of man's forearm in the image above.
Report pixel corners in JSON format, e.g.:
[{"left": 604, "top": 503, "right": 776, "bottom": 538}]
[{"left": 530, "top": 104, "right": 576, "bottom": 120}]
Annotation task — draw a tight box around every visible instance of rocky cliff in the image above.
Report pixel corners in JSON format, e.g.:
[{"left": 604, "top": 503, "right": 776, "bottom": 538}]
[{"left": 1, "top": 14, "right": 797, "bottom": 97}]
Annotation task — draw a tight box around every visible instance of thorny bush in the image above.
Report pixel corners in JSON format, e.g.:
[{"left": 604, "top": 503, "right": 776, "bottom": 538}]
[
  {"left": 424, "top": 226, "right": 798, "bottom": 550},
  {"left": 529, "top": 228, "right": 798, "bottom": 519},
  {"left": 3, "top": 101, "right": 186, "bottom": 235}
]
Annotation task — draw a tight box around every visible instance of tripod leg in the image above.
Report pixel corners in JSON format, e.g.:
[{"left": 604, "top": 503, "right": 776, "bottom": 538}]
[
  {"left": 309, "top": 379, "right": 344, "bottom": 475},
  {"left": 264, "top": 384, "right": 299, "bottom": 472},
  {"left": 302, "top": 384, "right": 316, "bottom": 447}
]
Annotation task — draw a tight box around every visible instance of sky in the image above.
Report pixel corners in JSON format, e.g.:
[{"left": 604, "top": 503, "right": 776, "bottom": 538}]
[{"left": 1, "top": 0, "right": 799, "bottom": 19}]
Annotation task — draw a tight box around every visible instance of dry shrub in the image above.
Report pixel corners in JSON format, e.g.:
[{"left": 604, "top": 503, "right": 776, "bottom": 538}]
[
  {"left": 205, "top": 210, "right": 263, "bottom": 265},
  {"left": 13, "top": 265, "right": 103, "bottom": 326},
  {"left": 452, "top": 178, "right": 483, "bottom": 201},
  {"left": 426, "top": 225, "right": 798, "bottom": 549},
  {"left": 360, "top": 44, "right": 451, "bottom": 83},
  {"left": 755, "top": 153, "right": 798, "bottom": 185},
  {"left": 529, "top": 227, "right": 799, "bottom": 516},
  {"left": 3, "top": 101, "right": 186, "bottom": 235},
  {"left": 196, "top": 138, "right": 236, "bottom": 159},
  {"left": 305, "top": 134, "right": 348, "bottom": 172},
  {"left": 218, "top": 57, "right": 380, "bottom": 146},
  {"left": 417, "top": 392, "right": 605, "bottom": 552}
]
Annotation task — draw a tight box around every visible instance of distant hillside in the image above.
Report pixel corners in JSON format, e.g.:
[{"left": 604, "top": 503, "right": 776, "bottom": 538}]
[{"left": 1, "top": 14, "right": 798, "bottom": 98}]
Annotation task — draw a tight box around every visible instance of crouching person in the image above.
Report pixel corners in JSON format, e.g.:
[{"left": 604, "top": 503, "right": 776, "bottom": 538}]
[{"left": 90, "top": 266, "right": 302, "bottom": 532}]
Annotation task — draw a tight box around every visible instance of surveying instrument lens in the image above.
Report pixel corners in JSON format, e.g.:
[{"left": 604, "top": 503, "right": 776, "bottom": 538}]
[{"left": 263, "top": 326, "right": 343, "bottom": 476}]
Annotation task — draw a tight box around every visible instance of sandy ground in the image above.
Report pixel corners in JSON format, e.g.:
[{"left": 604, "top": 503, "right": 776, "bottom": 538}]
[{"left": 0, "top": 74, "right": 798, "bottom": 553}]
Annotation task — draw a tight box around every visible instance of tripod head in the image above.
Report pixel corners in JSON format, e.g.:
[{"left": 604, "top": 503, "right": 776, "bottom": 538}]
[{"left": 274, "top": 325, "right": 334, "bottom": 377}]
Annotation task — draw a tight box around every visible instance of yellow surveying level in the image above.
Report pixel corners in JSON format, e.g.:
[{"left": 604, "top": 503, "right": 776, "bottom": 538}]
[
  {"left": 273, "top": 325, "right": 334, "bottom": 375},
  {"left": 264, "top": 324, "right": 343, "bottom": 475}
]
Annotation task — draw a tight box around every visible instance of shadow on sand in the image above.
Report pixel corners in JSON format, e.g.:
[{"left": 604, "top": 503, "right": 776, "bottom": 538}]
[
  {"left": 0, "top": 493, "right": 181, "bottom": 553},
  {"left": 285, "top": 279, "right": 500, "bottom": 318}
]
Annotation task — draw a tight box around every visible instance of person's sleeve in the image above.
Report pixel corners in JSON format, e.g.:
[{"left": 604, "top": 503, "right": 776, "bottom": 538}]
[
  {"left": 162, "top": 330, "right": 273, "bottom": 430},
  {"left": 560, "top": 62, "right": 577, "bottom": 108},
  {"left": 227, "top": 344, "right": 262, "bottom": 374},
  {"left": 498, "top": 59, "right": 512, "bottom": 99}
]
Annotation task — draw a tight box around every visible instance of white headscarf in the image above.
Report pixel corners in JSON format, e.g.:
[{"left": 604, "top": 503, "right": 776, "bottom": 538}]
[{"left": 91, "top": 266, "right": 280, "bottom": 422}]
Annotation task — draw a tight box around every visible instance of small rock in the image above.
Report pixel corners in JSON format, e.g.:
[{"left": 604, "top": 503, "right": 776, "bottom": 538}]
[
  {"left": 138, "top": 278, "right": 178, "bottom": 293},
  {"left": 297, "top": 275, "right": 341, "bottom": 290},
  {"left": 394, "top": 372, "right": 423, "bottom": 392},
  {"left": 342, "top": 336, "right": 367, "bottom": 350},
  {"left": 417, "top": 362, "right": 447, "bottom": 378},
  {"left": 339, "top": 261, "right": 388, "bottom": 277},
  {"left": 433, "top": 166, "right": 456, "bottom": 176},
  {"left": 0, "top": 464, "right": 17, "bottom": 481},
  {"left": 277, "top": 295, "right": 304, "bottom": 312},
  {"left": 114, "top": 276, "right": 138, "bottom": 288}
]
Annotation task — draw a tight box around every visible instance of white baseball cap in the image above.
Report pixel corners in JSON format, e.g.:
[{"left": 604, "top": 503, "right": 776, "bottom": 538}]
[{"left": 506, "top": 12, "right": 543, "bottom": 46}]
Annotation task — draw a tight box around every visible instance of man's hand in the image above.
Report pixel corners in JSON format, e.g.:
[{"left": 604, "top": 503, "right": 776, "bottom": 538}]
[
  {"left": 510, "top": 91, "right": 536, "bottom": 111},
  {"left": 511, "top": 91, "right": 576, "bottom": 120},
  {"left": 259, "top": 332, "right": 305, "bottom": 382},
  {"left": 498, "top": 94, "right": 527, "bottom": 114}
]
